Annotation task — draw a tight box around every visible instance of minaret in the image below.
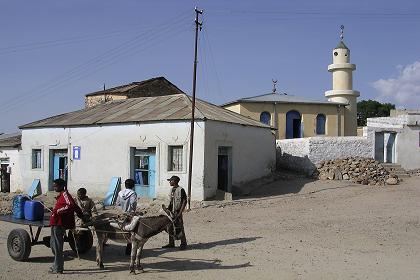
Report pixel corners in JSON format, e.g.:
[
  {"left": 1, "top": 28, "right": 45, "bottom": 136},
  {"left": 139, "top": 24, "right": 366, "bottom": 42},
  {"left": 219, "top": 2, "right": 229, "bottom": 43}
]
[{"left": 325, "top": 25, "right": 360, "bottom": 136}]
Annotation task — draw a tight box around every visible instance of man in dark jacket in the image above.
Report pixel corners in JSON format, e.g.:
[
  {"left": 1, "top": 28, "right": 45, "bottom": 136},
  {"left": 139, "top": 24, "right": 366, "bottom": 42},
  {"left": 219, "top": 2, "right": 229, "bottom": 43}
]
[
  {"left": 162, "top": 175, "right": 188, "bottom": 250},
  {"left": 49, "top": 178, "right": 83, "bottom": 274}
]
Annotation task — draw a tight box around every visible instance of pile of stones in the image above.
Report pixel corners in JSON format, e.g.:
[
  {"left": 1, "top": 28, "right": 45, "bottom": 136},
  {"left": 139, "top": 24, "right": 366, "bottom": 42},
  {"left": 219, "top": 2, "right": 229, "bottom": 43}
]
[{"left": 316, "top": 157, "right": 399, "bottom": 186}]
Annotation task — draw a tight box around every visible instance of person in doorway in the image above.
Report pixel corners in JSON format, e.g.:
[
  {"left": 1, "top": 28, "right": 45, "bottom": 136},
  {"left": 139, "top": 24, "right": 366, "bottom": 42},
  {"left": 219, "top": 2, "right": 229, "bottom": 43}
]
[
  {"left": 76, "top": 187, "right": 97, "bottom": 225},
  {"left": 162, "top": 175, "right": 188, "bottom": 250},
  {"left": 49, "top": 178, "right": 84, "bottom": 274}
]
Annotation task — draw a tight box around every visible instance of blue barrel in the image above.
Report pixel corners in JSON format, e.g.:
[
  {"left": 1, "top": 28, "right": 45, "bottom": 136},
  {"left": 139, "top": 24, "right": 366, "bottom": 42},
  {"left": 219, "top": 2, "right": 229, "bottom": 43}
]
[
  {"left": 24, "top": 200, "right": 44, "bottom": 221},
  {"left": 12, "top": 195, "right": 29, "bottom": 219}
]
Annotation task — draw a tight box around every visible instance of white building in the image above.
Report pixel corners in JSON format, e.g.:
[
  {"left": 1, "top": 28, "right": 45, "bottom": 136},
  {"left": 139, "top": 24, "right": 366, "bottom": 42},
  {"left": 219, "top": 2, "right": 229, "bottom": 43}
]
[
  {"left": 19, "top": 94, "right": 275, "bottom": 200},
  {"left": 0, "top": 133, "right": 23, "bottom": 192},
  {"left": 365, "top": 109, "right": 420, "bottom": 170}
]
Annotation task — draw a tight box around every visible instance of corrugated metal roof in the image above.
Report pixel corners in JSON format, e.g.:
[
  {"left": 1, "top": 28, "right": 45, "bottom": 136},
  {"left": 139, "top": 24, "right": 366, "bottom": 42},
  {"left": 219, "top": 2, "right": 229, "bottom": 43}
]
[
  {"left": 222, "top": 92, "right": 346, "bottom": 107},
  {"left": 0, "top": 132, "right": 21, "bottom": 148},
  {"left": 85, "top": 76, "right": 185, "bottom": 97},
  {"left": 20, "top": 94, "right": 271, "bottom": 129}
]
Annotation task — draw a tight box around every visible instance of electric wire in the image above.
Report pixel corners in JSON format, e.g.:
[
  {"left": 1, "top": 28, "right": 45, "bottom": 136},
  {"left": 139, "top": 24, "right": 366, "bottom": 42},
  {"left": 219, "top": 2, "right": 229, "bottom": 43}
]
[
  {"left": 2, "top": 11, "right": 191, "bottom": 110},
  {"left": 2, "top": 10, "right": 192, "bottom": 113},
  {"left": 0, "top": 27, "right": 154, "bottom": 56}
]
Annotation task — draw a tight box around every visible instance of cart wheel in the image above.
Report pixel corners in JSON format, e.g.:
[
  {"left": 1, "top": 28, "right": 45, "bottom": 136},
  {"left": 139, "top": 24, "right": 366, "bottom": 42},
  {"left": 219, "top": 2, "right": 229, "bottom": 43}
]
[
  {"left": 68, "top": 230, "right": 93, "bottom": 254},
  {"left": 7, "top": 229, "right": 31, "bottom": 261}
]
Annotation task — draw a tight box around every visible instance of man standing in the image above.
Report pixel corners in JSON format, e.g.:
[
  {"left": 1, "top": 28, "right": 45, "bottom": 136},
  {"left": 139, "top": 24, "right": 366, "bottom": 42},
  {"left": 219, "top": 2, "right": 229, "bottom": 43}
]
[
  {"left": 49, "top": 178, "right": 83, "bottom": 274},
  {"left": 162, "top": 175, "right": 188, "bottom": 250}
]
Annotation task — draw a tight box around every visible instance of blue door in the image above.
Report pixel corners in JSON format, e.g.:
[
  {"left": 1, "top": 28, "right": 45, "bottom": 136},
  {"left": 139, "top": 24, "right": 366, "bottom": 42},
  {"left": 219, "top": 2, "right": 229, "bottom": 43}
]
[
  {"left": 50, "top": 150, "right": 68, "bottom": 191},
  {"left": 148, "top": 155, "right": 156, "bottom": 198},
  {"left": 133, "top": 148, "right": 156, "bottom": 198},
  {"left": 53, "top": 154, "right": 60, "bottom": 180},
  {"left": 53, "top": 151, "right": 68, "bottom": 181},
  {"left": 286, "top": 110, "right": 301, "bottom": 139}
]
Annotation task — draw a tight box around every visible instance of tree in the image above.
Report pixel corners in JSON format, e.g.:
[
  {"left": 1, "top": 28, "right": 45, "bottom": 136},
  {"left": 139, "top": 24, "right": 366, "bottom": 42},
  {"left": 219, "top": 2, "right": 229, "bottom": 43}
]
[{"left": 357, "top": 100, "right": 395, "bottom": 126}]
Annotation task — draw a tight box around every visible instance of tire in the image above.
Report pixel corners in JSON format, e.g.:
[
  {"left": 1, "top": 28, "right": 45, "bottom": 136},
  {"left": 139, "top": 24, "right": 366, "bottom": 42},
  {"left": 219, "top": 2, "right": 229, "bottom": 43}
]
[
  {"left": 68, "top": 230, "right": 93, "bottom": 254},
  {"left": 7, "top": 229, "right": 31, "bottom": 261}
]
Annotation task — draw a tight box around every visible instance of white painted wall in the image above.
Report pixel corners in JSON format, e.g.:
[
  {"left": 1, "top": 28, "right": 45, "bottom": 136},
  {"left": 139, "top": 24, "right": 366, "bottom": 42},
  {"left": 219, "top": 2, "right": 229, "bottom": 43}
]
[
  {"left": 204, "top": 121, "right": 276, "bottom": 197},
  {"left": 396, "top": 125, "right": 420, "bottom": 170},
  {"left": 0, "top": 148, "right": 23, "bottom": 191},
  {"left": 366, "top": 114, "right": 420, "bottom": 170},
  {"left": 276, "top": 136, "right": 372, "bottom": 174},
  {"left": 20, "top": 121, "right": 206, "bottom": 200}
]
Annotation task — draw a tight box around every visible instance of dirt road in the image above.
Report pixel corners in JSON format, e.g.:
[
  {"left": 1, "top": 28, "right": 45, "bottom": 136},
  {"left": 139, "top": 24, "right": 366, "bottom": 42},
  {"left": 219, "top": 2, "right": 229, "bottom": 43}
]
[{"left": 1, "top": 176, "right": 420, "bottom": 280}]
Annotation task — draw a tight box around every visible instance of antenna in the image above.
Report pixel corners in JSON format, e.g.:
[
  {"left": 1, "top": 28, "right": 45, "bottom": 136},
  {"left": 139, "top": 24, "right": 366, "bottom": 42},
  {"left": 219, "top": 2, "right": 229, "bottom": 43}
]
[
  {"left": 340, "top": 25, "right": 344, "bottom": 41},
  {"left": 272, "top": 79, "right": 277, "bottom": 93}
]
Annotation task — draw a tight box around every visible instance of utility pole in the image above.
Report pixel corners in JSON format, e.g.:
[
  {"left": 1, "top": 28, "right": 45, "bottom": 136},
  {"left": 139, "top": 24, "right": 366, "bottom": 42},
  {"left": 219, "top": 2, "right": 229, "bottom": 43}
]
[{"left": 187, "top": 7, "right": 203, "bottom": 210}]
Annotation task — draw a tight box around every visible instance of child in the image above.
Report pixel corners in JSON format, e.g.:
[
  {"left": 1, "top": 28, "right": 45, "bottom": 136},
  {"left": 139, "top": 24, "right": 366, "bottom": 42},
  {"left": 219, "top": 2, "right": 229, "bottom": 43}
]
[{"left": 76, "top": 187, "right": 97, "bottom": 224}]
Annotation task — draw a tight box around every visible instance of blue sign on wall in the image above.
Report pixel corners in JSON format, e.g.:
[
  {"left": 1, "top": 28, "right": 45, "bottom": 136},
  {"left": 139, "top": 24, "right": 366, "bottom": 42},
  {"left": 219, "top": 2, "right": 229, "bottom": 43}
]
[{"left": 73, "top": 146, "right": 81, "bottom": 160}]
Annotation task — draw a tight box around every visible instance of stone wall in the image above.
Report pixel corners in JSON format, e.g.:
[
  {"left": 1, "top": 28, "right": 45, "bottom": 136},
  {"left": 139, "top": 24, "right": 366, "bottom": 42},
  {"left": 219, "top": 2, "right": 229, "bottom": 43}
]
[{"left": 276, "top": 136, "right": 373, "bottom": 174}]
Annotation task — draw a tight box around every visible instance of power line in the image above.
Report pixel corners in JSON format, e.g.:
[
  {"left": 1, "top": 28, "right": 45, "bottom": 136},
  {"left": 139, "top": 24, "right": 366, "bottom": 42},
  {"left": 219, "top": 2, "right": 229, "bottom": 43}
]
[{"left": 2, "top": 10, "right": 192, "bottom": 113}]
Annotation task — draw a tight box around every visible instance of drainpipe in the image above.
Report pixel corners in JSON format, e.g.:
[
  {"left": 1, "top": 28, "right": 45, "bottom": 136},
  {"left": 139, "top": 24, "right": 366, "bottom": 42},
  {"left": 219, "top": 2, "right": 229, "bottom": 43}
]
[{"left": 67, "top": 128, "right": 72, "bottom": 183}]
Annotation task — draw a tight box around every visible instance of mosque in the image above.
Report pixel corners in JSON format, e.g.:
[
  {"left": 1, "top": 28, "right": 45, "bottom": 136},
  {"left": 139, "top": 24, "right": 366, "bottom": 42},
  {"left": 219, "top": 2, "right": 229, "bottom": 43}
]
[{"left": 222, "top": 27, "right": 360, "bottom": 139}]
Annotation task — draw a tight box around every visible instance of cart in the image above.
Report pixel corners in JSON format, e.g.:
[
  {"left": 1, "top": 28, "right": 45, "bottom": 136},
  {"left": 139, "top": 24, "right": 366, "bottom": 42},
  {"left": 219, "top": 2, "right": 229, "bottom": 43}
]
[{"left": 0, "top": 215, "right": 93, "bottom": 261}]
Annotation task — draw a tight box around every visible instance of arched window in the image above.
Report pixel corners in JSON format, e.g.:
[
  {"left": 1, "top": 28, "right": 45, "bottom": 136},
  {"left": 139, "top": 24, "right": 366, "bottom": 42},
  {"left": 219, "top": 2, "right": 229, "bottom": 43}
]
[
  {"left": 286, "top": 110, "right": 301, "bottom": 139},
  {"left": 316, "top": 114, "right": 326, "bottom": 135},
  {"left": 260, "top": 111, "right": 271, "bottom": 125}
]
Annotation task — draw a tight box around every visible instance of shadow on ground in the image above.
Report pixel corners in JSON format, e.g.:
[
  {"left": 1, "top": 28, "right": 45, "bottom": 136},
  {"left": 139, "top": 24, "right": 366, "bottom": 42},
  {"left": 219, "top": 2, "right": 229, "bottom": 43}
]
[
  {"left": 235, "top": 171, "right": 316, "bottom": 199},
  {"left": 55, "top": 236, "right": 258, "bottom": 275}
]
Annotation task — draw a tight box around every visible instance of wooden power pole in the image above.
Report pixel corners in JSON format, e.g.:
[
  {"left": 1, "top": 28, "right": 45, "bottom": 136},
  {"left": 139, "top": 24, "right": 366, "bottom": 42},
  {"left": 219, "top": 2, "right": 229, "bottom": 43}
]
[{"left": 187, "top": 7, "right": 203, "bottom": 210}]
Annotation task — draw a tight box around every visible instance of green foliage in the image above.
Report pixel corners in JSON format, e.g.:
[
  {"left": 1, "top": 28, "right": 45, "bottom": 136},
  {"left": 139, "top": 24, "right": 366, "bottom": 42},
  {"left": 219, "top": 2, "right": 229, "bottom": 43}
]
[{"left": 357, "top": 100, "right": 395, "bottom": 126}]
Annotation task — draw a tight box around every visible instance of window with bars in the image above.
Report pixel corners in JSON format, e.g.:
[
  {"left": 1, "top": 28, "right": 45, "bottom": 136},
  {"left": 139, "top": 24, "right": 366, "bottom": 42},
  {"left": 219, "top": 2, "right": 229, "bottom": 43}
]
[
  {"left": 168, "top": 146, "right": 183, "bottom": 171},
  {"left": 32, "top": 149, "right": 42, "bottom": 169}
]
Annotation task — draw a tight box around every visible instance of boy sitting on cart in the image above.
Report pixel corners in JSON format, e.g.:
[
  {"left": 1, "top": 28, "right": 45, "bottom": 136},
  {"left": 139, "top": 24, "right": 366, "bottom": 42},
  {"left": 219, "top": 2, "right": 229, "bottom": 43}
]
[{"left": 76, "top": 187, "right": 97, "bottom": 226}]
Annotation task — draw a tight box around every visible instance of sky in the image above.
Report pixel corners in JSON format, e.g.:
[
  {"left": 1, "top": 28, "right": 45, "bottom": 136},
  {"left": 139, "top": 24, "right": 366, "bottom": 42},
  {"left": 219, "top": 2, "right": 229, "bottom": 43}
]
[{"left": 1, "top": 0, "right": 420, "bottom": 133}]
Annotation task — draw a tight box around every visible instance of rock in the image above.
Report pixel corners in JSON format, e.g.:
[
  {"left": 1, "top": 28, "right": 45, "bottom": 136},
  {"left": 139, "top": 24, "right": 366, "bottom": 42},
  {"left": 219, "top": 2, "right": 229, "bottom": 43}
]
[
  {"left": 319, "top": 174, "right": 328, "bottom": 180},
  {"left": 386, "top": 177, "right": 398, "bottom": 185},
  {"left": 334, "top": 169, "right": 343, "bottom": 180},
  {"left": 327, "top": 171, "right": 335, "bottom": 180},
  {"left": 342, "top": 174, "right": 350, "bottom": 180}
]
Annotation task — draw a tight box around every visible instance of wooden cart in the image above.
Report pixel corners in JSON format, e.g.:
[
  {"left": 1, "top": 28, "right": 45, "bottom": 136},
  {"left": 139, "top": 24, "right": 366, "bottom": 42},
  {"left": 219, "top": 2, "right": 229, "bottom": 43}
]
[{"left": 0, "top": 215, "right": 93, "bottom": 261}]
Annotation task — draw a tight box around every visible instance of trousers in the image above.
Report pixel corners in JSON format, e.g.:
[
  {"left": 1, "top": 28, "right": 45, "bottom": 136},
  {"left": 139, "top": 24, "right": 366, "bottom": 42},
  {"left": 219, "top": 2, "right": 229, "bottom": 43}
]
[
  {"left": 168, "top": 215, "right": 187, "bottom": 246},
  {"left": 50, "top": 226, "right": 65, "bottom": 272}
]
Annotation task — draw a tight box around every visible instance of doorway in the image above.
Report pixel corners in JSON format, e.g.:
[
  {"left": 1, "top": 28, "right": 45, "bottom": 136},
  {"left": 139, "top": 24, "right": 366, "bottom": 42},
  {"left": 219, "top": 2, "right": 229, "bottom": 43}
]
[
  {"left": 131, "top": 147, "right": 156, "bottom": 198},
  {"left": 374, "top": 132, "right": 384, "bottom": 162},
  {"left": 1, "top": 163, "right": 10, "bottom": 193},
  {"left": 217, "top": 147, "right": 232, "bottom": 192},
  {"left": 49, "top": 150, "right": 68, "bottom": 190},
  {"left": 375, "top": 132, "right": 397, "bottom": 163},
  {"left": 286, "top": 110, "right": 301, "bottom": 139}
]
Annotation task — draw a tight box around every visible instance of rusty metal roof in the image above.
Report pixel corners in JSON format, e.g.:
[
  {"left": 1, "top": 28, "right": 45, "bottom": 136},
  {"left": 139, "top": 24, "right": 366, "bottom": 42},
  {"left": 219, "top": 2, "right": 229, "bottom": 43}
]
[
  {"left": 85, "top": 76, "right": 186, "bottom": 97},
  {"left": 20, "top": 94, "right": 271, "bottom": 129},
  {"left": 0, "top": 132, "right": 21, "bottom": 148}
]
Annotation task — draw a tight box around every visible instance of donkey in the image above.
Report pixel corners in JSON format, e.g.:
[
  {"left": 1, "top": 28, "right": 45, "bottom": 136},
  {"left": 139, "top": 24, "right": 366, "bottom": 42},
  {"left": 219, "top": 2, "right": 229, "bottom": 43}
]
[{"left": 92, "top": 206, "right": 174, "bottom": 274}]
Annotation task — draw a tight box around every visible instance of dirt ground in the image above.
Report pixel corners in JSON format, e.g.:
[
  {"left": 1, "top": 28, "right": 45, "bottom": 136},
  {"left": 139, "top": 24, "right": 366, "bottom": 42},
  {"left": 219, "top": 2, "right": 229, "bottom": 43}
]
[{"left": 1, "top": 175, "right": 420, "bottom": 280}]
